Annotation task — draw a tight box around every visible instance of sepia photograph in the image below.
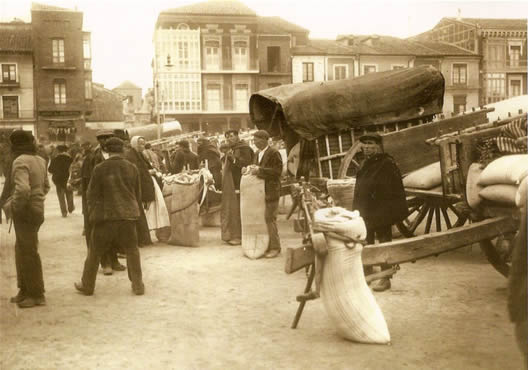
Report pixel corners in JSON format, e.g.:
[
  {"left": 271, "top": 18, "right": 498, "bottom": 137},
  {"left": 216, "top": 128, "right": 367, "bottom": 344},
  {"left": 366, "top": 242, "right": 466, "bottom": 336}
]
[{"left": 0, "top": 0, "right": 527, "bottom": 368}]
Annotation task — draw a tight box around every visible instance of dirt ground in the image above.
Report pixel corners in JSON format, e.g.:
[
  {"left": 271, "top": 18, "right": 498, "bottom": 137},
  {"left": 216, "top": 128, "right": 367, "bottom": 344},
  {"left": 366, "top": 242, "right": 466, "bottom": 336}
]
[{"left": 0, "top": 181, "right": 524, "bottom": 370}]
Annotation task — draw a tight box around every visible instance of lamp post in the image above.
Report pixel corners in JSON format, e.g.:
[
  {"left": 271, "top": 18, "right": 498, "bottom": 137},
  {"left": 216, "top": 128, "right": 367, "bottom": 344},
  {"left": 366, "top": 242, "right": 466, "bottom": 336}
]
[{"left": 154, "top": 54, "right": 161, "bottom": 140}]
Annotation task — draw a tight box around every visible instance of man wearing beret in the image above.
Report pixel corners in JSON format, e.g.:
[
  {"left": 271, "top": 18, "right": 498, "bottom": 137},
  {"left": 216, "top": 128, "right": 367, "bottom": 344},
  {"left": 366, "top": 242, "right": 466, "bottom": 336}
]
[
  {"left": 4, "top": 130, "right": 50, "bottom": 308},
  {"left": 250, "top": 130, "right": 283, "bottom": 258},
  {"left": 352, "top": 133, "right": 408, "bottom": 291},
  {"left": 75, "top": 137, "right": 145, "bottom": 296},
  {"left": 221, "top": 129, "right": 254, "bottom": 245},
  {"left": 81, "top": 129, "right": 125, "bottom": 274}
]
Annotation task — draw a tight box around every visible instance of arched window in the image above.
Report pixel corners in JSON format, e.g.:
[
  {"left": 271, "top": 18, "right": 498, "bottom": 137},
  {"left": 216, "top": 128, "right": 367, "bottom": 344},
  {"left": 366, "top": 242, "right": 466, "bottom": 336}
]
[{"left": 177, "top": 23, "right": 189, "bottom": 30}]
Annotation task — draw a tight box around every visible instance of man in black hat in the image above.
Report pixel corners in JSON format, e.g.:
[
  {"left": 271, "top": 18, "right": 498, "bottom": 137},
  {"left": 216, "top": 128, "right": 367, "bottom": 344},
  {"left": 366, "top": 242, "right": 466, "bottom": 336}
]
[
  {"left": 75, "top": 137, "right": 145, "bottom": 296},
  {"left": 352, "top": 133, "right": 408, "bottom": 291},
  {"left": 81, "top": 129, "right": 125, "bottom": 274},
  {"left": 250, "top": 130, "right": 283, "bottom": 258},
  {"left": 48, "top": 144, "right": 74, "bottom": 217},
  {"left": 221, "top": 129, "right": 254, "bottom": 245},
  {"left": 3, "top": 130, "right": 50, "bottom": 308}
]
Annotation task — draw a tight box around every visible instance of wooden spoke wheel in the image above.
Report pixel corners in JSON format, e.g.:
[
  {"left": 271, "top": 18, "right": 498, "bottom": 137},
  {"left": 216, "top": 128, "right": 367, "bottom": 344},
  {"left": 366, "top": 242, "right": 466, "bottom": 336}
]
[
  {"left": 479, "top": 235, "right": 515, "bottom": 278},
  {"left": 337, "top": 141, "right": 364, "bottom": 178},
  {"left": 396, "top": 195, "right": 468, "bottom": 237}
]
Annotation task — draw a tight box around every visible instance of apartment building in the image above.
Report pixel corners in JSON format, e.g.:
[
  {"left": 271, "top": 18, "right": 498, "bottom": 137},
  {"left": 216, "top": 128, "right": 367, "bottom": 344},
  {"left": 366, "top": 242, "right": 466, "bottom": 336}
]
[
  {"left": 31, "top": 2, "right": 93, "bottom": 143},
  {"left": 153, "top": 0, "right": 306, "bottom": 134},
  {"left": 412, "top": 17, "right": 527, "bottom": 105},
  {"left": 113, "top": 80, "right": 142, "bottom": 121},
  {"left": 0, "top": 21, "right": 36, "bottom": 135}
]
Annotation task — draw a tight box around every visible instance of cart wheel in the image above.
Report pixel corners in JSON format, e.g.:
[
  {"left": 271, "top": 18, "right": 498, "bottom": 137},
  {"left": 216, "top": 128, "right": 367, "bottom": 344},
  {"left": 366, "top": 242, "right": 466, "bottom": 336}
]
[
  {"left": 396, "top": 196, "right": 468, "bottom": 237},
  {"left": 337, "top": 141, "right": 364, "bottom": 178},
  {"left": 479, "top": 232, "right": 516, "bottom": 278}
]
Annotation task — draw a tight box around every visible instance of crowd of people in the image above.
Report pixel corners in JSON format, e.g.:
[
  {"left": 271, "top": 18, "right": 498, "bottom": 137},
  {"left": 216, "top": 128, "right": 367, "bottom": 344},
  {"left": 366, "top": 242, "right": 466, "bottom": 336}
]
[{"left": 0, "top": 127, "right": 284, "bottom": 307}]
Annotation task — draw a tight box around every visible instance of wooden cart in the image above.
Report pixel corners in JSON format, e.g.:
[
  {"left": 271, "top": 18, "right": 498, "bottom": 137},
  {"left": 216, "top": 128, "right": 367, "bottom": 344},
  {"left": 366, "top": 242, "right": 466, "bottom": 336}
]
[{"left": 249, "top": 66, "right": 525, "bottom": 328}]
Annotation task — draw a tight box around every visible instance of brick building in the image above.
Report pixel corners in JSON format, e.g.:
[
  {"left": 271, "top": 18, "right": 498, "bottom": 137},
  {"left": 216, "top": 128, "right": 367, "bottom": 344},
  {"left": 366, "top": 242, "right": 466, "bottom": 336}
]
[
  {"left": 0, "top": 21, "right": 36, "bottom": 136},
  {"left": 31, "top": 2, "right": 92, "bottom": 143},
  {"left": 411, "top": 17, "right": 527, "bottom": 105},
  {"left": 153, "top": 0, "right": 307, "bottom": 134}
]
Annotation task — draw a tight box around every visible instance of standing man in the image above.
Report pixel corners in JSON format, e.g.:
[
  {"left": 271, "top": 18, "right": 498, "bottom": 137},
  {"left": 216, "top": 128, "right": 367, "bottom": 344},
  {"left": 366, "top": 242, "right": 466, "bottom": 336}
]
[
  {"left": 221, "top": 129, "right": 254, "bottom": 245},
  {"left": 75, "top": 137, "right": 145, "bottom": 296},
  {"left": 352, "top": 133, "right": 408, "bottom": 292},
  {"left": 250, "top": 130, "right": 283, "bottom": 258},
  {"left": 48, "top": 144, "right": 74, "bottom": 217},
  {"left": 81, "top": 130, "right": 125, "bottom": 274},
  {"left": 3, "top": 130, "right": 50, "bottom": 308},
  {"left": 170, "top": 140, "right": 199, "bottom": 174}
]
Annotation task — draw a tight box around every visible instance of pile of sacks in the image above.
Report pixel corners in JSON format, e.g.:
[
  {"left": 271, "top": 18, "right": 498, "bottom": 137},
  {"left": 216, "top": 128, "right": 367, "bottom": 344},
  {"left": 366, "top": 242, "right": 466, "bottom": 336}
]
[
  {"left": 402, "top": 161, "right": 442, "bottom": 191},
  {"left": 466, "top": 154, "right": 528, "bottom": 210}
]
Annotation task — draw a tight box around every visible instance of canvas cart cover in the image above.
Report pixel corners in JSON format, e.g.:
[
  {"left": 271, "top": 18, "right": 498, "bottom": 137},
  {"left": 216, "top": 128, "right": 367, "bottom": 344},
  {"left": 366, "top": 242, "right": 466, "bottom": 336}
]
[{"left": 249, "top": 65, "right": 445, "bottom": 141}]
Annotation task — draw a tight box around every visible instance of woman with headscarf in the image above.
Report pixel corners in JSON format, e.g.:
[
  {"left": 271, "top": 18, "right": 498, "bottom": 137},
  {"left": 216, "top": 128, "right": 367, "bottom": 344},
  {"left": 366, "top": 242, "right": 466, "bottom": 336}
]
[{"left": 125, "top": 136, "right": 155, "bottom": 246}]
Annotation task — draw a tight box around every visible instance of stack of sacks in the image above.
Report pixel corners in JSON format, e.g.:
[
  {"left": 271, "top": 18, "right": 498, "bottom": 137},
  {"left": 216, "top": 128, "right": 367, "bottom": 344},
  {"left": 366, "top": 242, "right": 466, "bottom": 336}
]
[
  {"left": 403, "top": 162, "right": 442, "bottom": 190},
  {"left": 476, "top": 154, "right": 528, "bottom": 207}
]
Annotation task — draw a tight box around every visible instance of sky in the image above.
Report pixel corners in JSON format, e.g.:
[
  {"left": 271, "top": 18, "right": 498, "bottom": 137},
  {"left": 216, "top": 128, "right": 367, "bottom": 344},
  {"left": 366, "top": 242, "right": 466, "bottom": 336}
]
[{"left": 1, "top": 0, "right": 527, "bottom": 93}]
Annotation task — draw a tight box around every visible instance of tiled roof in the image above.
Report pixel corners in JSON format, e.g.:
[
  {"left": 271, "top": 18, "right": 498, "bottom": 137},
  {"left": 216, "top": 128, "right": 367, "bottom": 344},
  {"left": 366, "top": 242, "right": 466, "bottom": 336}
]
[
  {"left": 293, "top": 39, "right": 362, "bottom": 56},
  {"left": 0, "top": 23, "right": 32, "bottom": 53},
  {"left": 257, "top": 16, "right": 308, "bottom": 34},
  {"left": 453, "top": 17, "right": 527, "bottom": 30},
  {"left": 31, "top": 2, "right": 76, "bottom": 12},
  {"left": 162, "top": 0, "right": 256, "bottom": 16},
  {"left": 113, "top": 81, "right": 141, "bottom": 90},
  {"left": 410, "top": 40, "right": 478, "bottom": 56}
]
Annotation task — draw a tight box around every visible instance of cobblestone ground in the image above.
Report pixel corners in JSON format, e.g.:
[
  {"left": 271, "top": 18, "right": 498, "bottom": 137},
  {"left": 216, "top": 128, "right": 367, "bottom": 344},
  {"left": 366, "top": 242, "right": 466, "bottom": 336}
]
[{"left": 0, "top": 180, "right": 524, "bottom": 369}]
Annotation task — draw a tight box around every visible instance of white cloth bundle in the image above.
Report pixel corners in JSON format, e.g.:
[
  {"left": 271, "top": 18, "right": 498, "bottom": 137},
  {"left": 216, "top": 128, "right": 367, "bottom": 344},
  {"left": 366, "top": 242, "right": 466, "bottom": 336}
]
[
  {"left": 145, "top": 176, "right": 170, "bottom": 231},
  {"left": 403, "top": 162, "right": 441, "bottom": 189}
]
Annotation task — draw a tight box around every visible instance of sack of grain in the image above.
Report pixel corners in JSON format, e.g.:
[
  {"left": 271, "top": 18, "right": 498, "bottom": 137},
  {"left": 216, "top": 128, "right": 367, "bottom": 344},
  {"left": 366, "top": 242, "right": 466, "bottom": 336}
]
[
  {"left": 403, "top": 162, "right": 441, "bottom": 189},
  {"left": 516, "top": 177, "right": 527, "bottom": 209},
  {"left": 478, "top": 154, "right": 528, "bottom": 186},
  {"left": 479, "top": 184, "right": 518, "bottom": 206},
  {"left": 327, "top": 178, "right": 356, "bottom": 211}
]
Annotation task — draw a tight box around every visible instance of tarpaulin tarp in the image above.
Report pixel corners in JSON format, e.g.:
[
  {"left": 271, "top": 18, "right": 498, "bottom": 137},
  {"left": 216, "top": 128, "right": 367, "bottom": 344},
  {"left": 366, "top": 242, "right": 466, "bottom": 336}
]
[{"left": 249, "top": 65, "right": 445, "bottom": 141}]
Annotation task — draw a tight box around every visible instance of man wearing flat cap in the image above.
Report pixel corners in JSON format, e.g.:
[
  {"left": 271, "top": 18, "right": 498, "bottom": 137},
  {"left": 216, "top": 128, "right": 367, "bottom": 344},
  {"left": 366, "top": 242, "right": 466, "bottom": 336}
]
[
  {"left": 81, "top": 129, "right": 125, "bottom": 274},
  {"left": 221, "top": 129, "right": 254, "bottom": 245},
  {"left": 352, "top": 133, "right": 407, "bottom": 291},
  {"left": 48, "top": 144, "right": 74, "bottom": 217},
  {"left": 75, "top": 137, "right": 145, "bottom": 296},
  {"left": 3, "top": 130, "right": 50, "bottom": 308},
  {"left": 249, "top": 130, "right": 283, "bottom": 258}
]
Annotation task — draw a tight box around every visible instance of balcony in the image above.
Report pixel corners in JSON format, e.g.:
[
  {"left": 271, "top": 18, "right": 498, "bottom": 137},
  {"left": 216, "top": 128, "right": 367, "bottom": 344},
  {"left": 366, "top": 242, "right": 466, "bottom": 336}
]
[
  {"left": 485, "top": 59, "right": 528, "bottom": 71},
  {"left": 42, "top": 63, "right": 77, "bottom": 71},
  {"left": 0, "top": 109, "right": 35, "bottom": 121}
]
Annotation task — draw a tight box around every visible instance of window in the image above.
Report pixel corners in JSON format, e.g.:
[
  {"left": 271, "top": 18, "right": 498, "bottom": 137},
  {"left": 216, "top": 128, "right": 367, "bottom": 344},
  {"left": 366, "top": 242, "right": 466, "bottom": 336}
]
[
  {"left": 267, "top": 47, "right": 281, "bottom": 72},
  {"left": 302, "top": 62, "right": 314, "bottom": 82},
  {"left": 509, "top": 45, "right": 521, "bottom": 67},
  {"left": 206, "top": 84, "right": 221, "bottom": 111},
  {"left": 334, "top": 65, "right": 348, "bottom": 80},
  {"left": 485, "top": 73, "right": 506, "bottom": 103},
  {"left": 52, "top": 39, "right": 65, "bottom": 64},
  {"left": 83, "top": 34, "right": 91, "bottom": 59},
  {"left": 85, "top": 80, "right": 92, "bottom": 100},
  {"left": 178, "top": 41, "right": 190, "bottom": 68},
  {"left": 234, "top": 84, "right": 248, "bottom": 111},
  {"left": 1, "top": 64, "right": 16, "bottom": 82},
  {"left": 363, "top": 65, "right": 377, "bottom": 74},
  {"left": 488, "top": 44, "right": 505, "bottom": 69},
  {"left": 452, "top": 64, "right": 467, "bottom": 85},
  {"left": 2, "top": 96, "right": 18, "bottom": 118},
  {"left": 510, "top": 79, "right": 521, "bottom": 97},
  {"left": 233, "top": 40, "right": 248, "bottom": 70},
  {"left": 54, "top": 79, "right": 66, "bottom": 104},
  {"left": 204, "top": 40, "right": 220, "bottom": 70},
  {"left": 453, "top": 95, "right": 466, "bottom": 114}
]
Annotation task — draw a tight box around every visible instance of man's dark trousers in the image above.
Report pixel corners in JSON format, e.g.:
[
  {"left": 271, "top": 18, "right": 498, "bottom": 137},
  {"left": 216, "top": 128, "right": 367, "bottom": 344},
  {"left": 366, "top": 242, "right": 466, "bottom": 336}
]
[
  {"left": 265, "top": 199, "right": 280, "bottom": 251},
  {"left": 56, "top": 184, "right": 74, "bottom": 216},
  {"left": 81, "top": 220, "right": 142, "bottom": 293},
  {"left": 13, "top": 212, "right": 45, "bottom": 298}
]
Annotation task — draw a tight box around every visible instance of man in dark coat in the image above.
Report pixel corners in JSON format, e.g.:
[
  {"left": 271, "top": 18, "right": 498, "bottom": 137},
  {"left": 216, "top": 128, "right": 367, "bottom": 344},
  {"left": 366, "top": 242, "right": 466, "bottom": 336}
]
[
  {"left": 75, "top": 137, "right": 145, "bottom": 296},
  {"left": 48, "top": 145, "right": 74, "bottom": 217},
  {"left": 3, "top": 130, "right": 50, "bottom": 308},
  {"left": 170, "top": 140, "right": 199, "bottom": 174},
  {"left": 250, "top": 130, "right": 283, "bottom": 258},
  {"left": 221, "top": 129, "right": 254, "bottom": 245},
  {"left": 197, "top": 137, "right": 222, "bottom": 190},
  {"left": 81, "top": 130, "right": 125, "bottom": 274},
  {"left": 352, "top": 133, "right": 408, "bottom": 291}
]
